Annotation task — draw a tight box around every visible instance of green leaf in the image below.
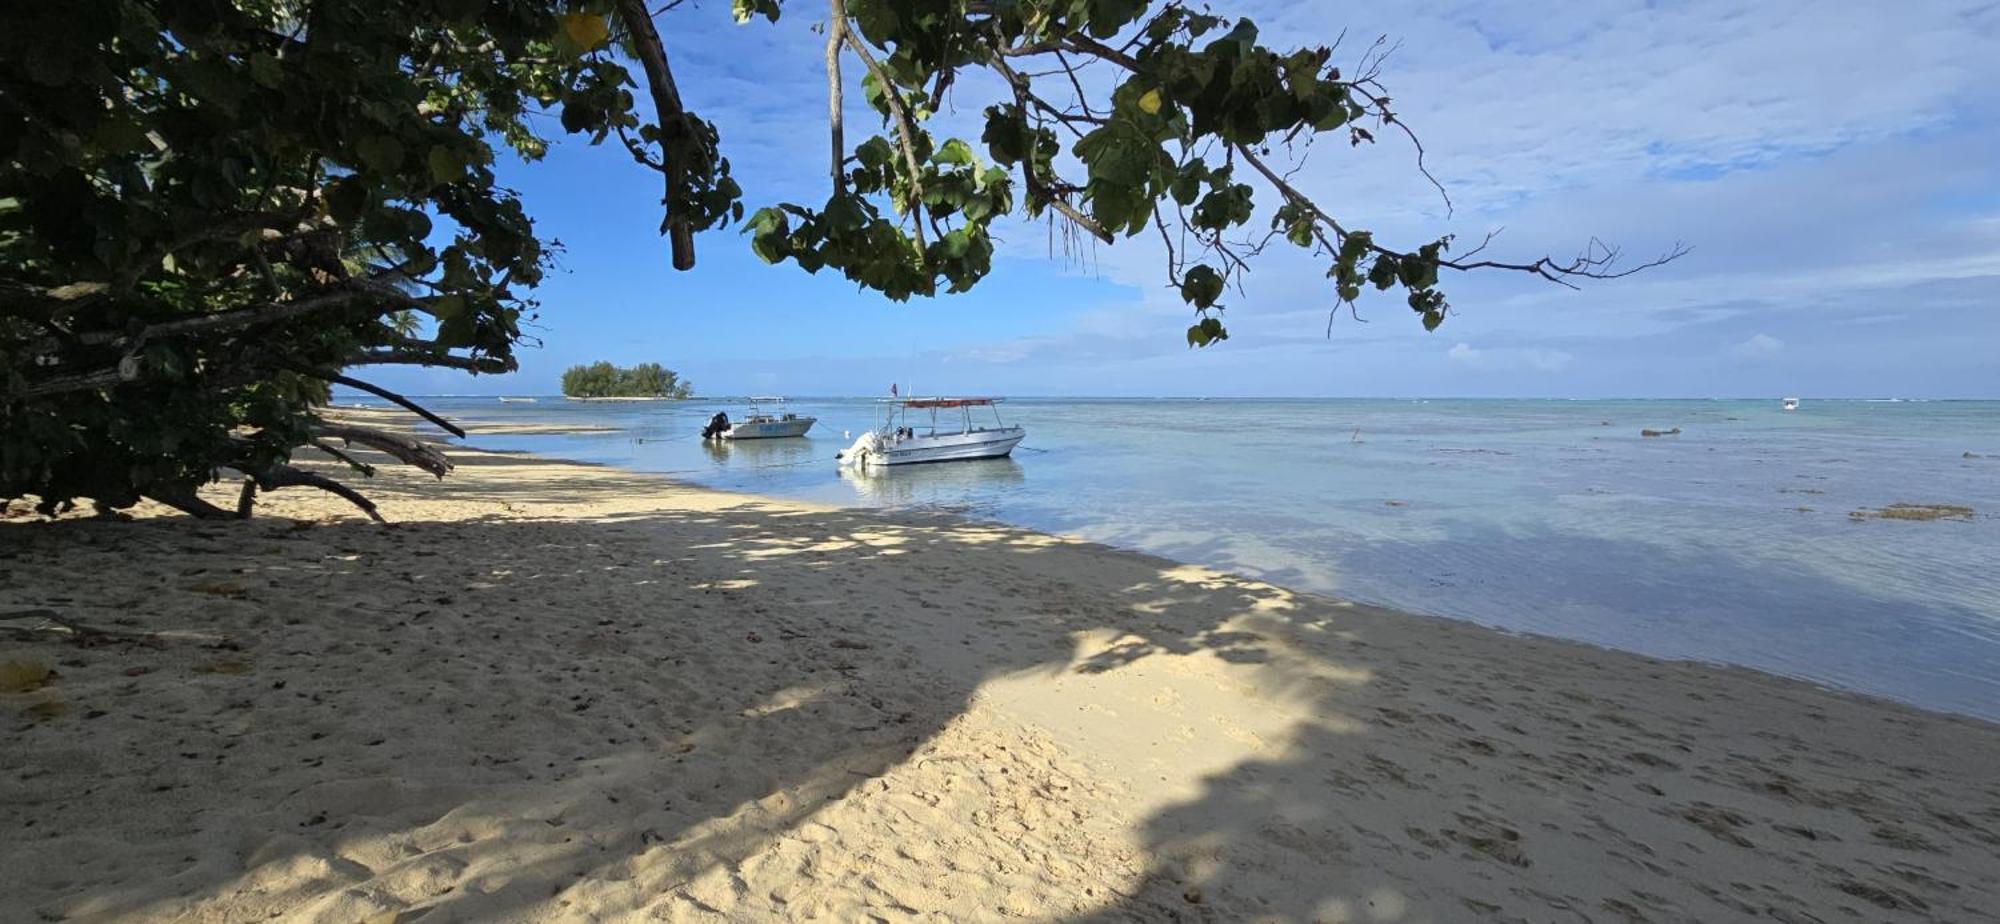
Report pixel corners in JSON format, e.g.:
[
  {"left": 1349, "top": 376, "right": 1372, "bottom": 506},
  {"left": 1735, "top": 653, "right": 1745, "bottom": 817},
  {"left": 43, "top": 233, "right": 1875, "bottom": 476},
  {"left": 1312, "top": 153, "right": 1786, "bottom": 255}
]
[
  {"left": 427, "top": 145, "right": 464, "bottom": 186},
  {"left": 560, "top": 14, "right": 610, "bottom": 51},
  {"left": 1180, "top": 265, "right": 1224, "bottom": 308},
  {"left": 855, "top": 137, "right": 895, "bottom": 170},
  {"left": 355, "top": 135, "right": 404, "bottom": 174},
  {"left": 248, "top": 53, "right": 282, "bottom": 89},
  {"left": 325, "top": 178, "right": 369, "bottom": 225},
  {"left": 731, "top": 0, "right": 781, "bottom": 23},
  {"left": 933, "top": 138, "right": 975, "bottom": 166},
  {"left": 427, "top": 294, "right": 468, "bottom": 319},
  {"left": 91, "top": 118, "right": 152, "bottom": 154},
  {"left": 1368, "top": 255, "right": 1399, "bottom": 290},
  {"left": 436, "top": 312, "right": 477, "bottom": 348}
]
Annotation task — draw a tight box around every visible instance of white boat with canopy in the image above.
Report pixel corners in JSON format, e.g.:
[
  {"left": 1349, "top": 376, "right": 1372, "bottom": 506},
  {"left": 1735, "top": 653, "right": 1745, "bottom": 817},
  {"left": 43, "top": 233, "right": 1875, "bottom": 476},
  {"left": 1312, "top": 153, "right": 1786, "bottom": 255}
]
[
  {"left": 838, "top": 397, "right": 1024, "bottom": 466},
  {"left": 703, "top": 397, "right": 816, "bottom": 440}
]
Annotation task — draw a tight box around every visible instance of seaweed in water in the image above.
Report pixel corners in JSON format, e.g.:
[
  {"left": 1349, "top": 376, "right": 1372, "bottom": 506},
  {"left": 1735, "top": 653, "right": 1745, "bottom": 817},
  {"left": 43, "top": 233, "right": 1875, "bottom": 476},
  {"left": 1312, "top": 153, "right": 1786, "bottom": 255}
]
[{"left": 1848, "top": 504, "right": 1975, "bottom": 522}]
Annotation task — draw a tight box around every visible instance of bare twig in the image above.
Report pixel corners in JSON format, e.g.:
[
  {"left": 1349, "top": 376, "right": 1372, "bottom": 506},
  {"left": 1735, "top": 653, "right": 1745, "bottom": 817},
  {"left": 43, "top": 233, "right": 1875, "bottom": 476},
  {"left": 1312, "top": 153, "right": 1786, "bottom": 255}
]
[{"left": 988, "top": 56, "right": 1114, "bottom": 244}]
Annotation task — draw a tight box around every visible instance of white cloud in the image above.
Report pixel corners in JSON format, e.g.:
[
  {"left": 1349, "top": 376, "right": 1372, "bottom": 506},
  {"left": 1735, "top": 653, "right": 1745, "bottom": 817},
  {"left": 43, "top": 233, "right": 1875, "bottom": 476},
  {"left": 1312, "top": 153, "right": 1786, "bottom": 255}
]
[
  {"left": 430, "top": 0, "right": 2000, "bottom": 400},
  {"left": 1447, "top": 341, "right": 1573, "bottom": 372},
  {"left": 1731, "top": 333, "right": 1786, "bottom": 358}
]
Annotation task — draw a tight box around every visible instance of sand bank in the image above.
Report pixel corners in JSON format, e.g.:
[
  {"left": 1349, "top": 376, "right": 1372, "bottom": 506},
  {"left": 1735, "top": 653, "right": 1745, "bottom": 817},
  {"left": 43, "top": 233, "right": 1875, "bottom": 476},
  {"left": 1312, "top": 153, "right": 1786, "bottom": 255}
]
[
  {"left": 322, "top": 405, "right": 623, "bottom": 437},
  {"left": 3, "top": 438, "right": 1997, "bottom": 922}
]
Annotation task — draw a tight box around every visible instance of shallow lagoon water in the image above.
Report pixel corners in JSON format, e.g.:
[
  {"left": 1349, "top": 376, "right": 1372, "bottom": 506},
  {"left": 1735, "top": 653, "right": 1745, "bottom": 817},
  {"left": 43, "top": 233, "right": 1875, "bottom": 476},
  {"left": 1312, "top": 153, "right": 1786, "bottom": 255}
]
[{"left": 358, "top": 396, "right": 2000, "bottom": 719}]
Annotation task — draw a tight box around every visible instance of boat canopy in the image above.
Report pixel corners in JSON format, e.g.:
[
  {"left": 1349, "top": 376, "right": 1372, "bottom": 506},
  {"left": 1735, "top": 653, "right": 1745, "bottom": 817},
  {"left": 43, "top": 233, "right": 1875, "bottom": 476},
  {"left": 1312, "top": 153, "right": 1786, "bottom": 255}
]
[
  {"left": 748, "top": 396, "right": 788, "bottom": 402},
  {"left": 900, "top": 397, "right": 1002, "bottom": 408}
]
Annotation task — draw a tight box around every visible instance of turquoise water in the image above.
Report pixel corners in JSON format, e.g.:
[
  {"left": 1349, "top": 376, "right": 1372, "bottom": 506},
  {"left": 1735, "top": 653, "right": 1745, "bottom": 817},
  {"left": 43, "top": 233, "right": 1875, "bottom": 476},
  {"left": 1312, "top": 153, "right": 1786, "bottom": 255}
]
[{"left": 356, "top": 396, "right": 2000, "bottom": 719}]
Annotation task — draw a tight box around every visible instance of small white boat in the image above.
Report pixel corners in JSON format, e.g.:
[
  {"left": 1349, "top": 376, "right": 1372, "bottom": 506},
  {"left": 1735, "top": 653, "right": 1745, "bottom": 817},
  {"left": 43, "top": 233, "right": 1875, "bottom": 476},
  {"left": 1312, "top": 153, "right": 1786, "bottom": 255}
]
[
  {"left": 703, "top": 397, "right": 816, "bottom": 440},
  {"left": 497, "top": 397, "right": 537, "bottom": 404},
  {"left": 839, "top": 397, "right": 1024, "bottom": 466},
  {"left": 1782, "top": 397, "right": 1800, "bottom": 411}
]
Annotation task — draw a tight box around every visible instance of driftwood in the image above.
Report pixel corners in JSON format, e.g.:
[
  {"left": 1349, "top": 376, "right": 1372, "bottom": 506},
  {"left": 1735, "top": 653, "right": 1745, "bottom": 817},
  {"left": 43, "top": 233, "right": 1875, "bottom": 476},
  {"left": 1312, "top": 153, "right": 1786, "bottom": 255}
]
[
  {"left": 311, "top": 423, "right": 453, "bottom": 478},
  {"left": 310, "top": 439, "right": 377, "bottom": 477},
  {"left": 0, "top": 608, "right": 174, "bottom": 645}
]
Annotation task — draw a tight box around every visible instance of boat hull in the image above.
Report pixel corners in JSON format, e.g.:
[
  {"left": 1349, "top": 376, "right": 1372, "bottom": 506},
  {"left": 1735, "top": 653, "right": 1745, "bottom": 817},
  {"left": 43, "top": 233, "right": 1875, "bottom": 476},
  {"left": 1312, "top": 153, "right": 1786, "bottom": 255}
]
[
  {"left": 875, "top": 428, "right": 1024, "bottom": 464},
  {"left": 724, "top": 417, "right": 816, "bottom": 439}
]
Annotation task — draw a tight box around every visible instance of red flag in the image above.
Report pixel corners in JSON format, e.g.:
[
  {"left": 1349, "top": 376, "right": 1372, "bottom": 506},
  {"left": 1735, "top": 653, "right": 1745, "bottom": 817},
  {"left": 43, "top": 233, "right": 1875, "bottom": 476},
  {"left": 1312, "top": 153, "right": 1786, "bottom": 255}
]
[{"left": 890, "top": 383, "right": 898, "bottom": 397}]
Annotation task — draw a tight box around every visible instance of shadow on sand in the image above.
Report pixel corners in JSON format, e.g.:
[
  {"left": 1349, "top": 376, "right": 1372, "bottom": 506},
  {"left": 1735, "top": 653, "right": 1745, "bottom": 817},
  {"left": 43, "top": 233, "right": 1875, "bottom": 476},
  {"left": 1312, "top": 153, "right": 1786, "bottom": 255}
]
[{"left": 4, "top": 447, "right": 1999, "bottom": 922}]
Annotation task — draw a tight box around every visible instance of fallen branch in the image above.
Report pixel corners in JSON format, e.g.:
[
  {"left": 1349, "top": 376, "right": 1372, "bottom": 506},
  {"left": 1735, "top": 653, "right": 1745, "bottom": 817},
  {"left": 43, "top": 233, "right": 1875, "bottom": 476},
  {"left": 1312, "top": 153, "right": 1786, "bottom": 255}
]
[
  {"left": 253, "top": 463, "right": 388, "bottom": 524},
  {"left": 310, "top": 440, "right": 377, "bottom": 477},
  {"left": 311, "top": 422, "right": 453, "bottom": 478},
  {"left": 144, "top": 485, "right": 237, "bottom": 520}
]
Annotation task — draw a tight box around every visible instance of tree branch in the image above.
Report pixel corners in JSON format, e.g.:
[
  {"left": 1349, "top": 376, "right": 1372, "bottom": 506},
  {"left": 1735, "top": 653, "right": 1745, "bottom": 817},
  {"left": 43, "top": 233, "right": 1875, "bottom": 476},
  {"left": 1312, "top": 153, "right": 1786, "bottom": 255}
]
[
  {"left": 312, "top": 423, "right": 454, "bottom": 478},
  {"left": 614, "top": 0, "right": 698, "bottom": 270},
  {"left": 1231, "top": 143, "right": 1688, "bottom": 285},
  {"left": 841, "top": 28, "right": 929, "bottom": 249},
  {"left": 252, "top": 463, "right": 387, "bottom": 524},
  {"left": 827, "top": 0, "right": 848, "bottom": 193},
  {"left": 6, "top": 363, "right": 136, "bottom": 399},
  {"left": 316, "top": 373, "right": 466, "bottom": 438},
  {"left": 144, "top": 485, "right": 237, "bottom": 520},
  {"left": 986, "top": 56, "right": 1114, "bottom": 245},
  {"left": 344, "top": 348, "right": 513, "bottom": 374},
  {"left": 310, "top": 440, "right": 377, "bottom": 477}
]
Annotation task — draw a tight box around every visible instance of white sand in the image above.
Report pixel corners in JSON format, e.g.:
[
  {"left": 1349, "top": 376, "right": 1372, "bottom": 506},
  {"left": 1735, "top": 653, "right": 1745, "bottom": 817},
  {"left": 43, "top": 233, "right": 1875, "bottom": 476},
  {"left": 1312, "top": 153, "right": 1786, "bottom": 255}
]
[{"left": 3, "top": 438, "right": 1998, "bottom": 922}]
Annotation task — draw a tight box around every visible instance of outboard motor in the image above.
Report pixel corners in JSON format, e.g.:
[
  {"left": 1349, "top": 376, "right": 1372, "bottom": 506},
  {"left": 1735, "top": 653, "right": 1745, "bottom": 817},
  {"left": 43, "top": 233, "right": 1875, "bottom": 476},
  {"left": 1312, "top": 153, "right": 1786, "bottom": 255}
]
[
  {"left": 701, "top": 411, "right": 731, "bottom": 439},
  {"left": 837, "top": 431, "right": 882, "bottom": 467}
]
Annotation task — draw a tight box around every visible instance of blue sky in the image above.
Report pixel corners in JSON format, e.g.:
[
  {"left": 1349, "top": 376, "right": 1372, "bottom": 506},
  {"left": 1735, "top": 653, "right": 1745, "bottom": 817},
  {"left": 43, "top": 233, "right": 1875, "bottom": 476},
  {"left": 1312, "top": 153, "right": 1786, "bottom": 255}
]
[{"left": 363, "top": 0, "right": 2000, "bottom": 398}]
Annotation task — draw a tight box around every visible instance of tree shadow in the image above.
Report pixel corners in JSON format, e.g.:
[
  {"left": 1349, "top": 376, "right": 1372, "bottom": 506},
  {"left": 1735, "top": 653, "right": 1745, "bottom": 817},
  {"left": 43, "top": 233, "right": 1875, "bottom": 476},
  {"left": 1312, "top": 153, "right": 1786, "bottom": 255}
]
[
  {"left": 0, "top": 447, "right": 1335, "bottom": 921},
  {"left": 5, "top": 446, "right": 1999, "bottom": 922}
]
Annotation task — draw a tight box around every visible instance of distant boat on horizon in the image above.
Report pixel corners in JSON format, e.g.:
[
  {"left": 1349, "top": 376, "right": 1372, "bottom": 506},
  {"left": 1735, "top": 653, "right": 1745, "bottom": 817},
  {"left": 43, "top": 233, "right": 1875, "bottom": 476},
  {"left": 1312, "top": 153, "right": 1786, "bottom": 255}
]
[
  {"left": 1782, "top": 397, "right": 1801, "bottom": 411},
  {"left": 497, "top": 397, "right": 538, "bottom": 404}
]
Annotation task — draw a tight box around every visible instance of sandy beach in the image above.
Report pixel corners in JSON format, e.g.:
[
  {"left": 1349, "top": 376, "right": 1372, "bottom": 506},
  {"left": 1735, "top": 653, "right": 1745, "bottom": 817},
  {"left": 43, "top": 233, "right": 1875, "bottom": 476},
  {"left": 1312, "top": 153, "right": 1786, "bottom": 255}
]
[{"left": 4, "top": 429, "right": 1999, "bottom": 923}]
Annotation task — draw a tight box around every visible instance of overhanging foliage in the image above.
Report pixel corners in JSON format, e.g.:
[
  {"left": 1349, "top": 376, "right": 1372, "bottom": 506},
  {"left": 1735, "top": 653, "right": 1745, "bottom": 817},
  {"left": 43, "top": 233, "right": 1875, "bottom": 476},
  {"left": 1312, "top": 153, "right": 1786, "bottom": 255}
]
[{"left": 0, "top": 0, "right": 1679, "bottom": 520}]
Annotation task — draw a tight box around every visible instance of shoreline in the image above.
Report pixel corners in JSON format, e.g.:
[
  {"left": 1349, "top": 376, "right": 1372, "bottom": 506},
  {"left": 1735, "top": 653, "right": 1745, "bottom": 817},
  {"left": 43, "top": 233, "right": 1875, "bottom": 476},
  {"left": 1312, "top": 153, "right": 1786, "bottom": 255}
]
[{"left": 4, "top": 436, "right": 1998, "bottom": 921}]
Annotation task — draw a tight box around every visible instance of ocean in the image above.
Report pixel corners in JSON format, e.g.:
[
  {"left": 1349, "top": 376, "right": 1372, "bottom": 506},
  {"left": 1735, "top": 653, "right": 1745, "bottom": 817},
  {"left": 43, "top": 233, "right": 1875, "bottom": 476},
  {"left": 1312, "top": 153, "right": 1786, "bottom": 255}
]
[{"left": 345, "top": 396, "right": 2000, "bottom": 720}]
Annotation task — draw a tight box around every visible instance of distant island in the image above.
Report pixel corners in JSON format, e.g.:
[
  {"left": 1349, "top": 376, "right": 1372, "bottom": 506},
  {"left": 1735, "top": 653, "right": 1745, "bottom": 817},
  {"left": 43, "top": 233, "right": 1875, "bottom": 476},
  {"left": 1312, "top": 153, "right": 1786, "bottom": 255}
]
[{"left": 559, "top": 361, "right": 692, "bottom": 399}]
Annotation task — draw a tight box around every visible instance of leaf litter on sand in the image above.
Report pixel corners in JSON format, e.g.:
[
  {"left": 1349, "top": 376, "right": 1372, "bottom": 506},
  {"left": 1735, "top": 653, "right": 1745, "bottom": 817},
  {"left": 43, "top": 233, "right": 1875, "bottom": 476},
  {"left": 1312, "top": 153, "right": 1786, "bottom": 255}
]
[{"left": 1, "top": 659, "right": 53, "bottom": 693}]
